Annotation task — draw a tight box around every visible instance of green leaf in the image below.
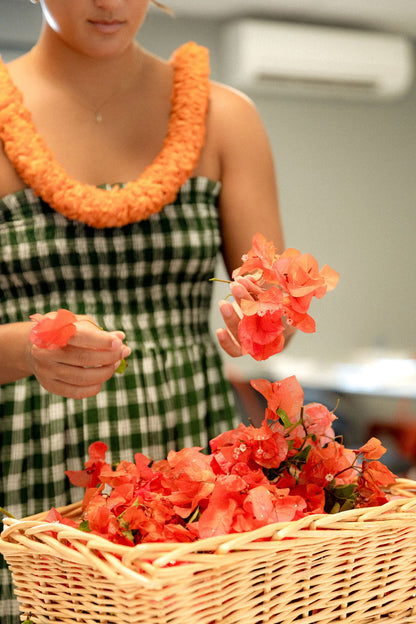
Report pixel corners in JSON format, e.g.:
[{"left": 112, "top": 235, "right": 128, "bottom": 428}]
[
  {"left": 117, "top": 514, "right": 135, "bottom": 542},
  {"left": 340, "top": 499, "right": 355, "bottom": 512},
  {"left": 329, "top": 502, "right": 341, "bottom": 514},
  {"left": 187, "top": 507, "right": 201, "bottom": 523},
  {"left": 121, "top": 527, "right": 135, "bottom": 542},
  {"left": 115, "top": 358, "right": 127, "bottom": 374},
  {"left": 78, "top": 520, "right": 91, "bottom": 532},
  {"left": 324, "top": 482, "right": 357, "bottom": 514},
  {"left": 293, "top": 445, "right": 311, "bottom": 464},
  {"left": 330, "top": 483, "right": 357, "bottom": 499},
  {"left": 277, "top": 409, "right": 292, "bottom": 429}
]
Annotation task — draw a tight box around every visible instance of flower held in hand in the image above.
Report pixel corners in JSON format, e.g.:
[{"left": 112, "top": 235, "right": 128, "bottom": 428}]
[{"left": 29, "top": 309, "right": 77, "bottom": 350}]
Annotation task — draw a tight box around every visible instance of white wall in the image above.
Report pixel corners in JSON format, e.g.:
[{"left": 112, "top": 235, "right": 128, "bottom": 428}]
[
  {"left": 2, "top": 1, "right": 415, "bottom": 368},
  {"left": 254, "top": 77, "right": 416, "bottom": 362}
]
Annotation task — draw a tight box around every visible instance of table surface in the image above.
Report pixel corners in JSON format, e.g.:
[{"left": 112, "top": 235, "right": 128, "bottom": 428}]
[{"left": 244, "top": 349, "right": 416, "bottom": 399}]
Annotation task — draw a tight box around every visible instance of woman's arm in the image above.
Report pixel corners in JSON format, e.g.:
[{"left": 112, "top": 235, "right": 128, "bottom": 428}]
[
  {"left": 0, "top": 322, "right": 35, "bottom": 383},
  {"left": 213, "top": 83, "right": 284, "bottom": 271},
  {"left": 210, "top": 83, "right": 295, "bottom": 356}
]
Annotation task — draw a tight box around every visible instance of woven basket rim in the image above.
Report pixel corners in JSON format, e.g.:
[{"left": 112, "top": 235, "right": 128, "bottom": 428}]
[
  {"left": 1, "top": 478, "right": 416, "bottom": 581},
  {"left": 3, "top": 482, "right": 416, "bottom": 621}
]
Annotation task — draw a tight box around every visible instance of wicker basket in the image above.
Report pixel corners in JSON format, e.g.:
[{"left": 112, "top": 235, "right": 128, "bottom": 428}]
[{"left": 2, "top": 478, "right": 416, "bottom": 624}]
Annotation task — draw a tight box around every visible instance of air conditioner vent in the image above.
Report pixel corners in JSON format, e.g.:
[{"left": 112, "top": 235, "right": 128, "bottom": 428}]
[
  {"left": 221, "top": 20, "right": 414, "bottom": 101},
  {"left": 256, "top": 72, "right": 379, "bottom": 94}
]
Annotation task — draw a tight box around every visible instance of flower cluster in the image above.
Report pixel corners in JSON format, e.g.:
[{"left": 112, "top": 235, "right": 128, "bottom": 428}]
[
  {"left": 227, "top": 233, "right": 339, "bottom": 360},
  {"left": 51, "top": 375, "right": 396, "bottom": 545}
]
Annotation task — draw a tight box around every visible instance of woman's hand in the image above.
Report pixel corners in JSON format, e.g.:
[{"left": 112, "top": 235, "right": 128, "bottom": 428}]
[
  {"left": 216, "top": 277, "right": 296, "bottom": 358},
  {"left": 27, "top": 315, "right": 131, "bottom": 399},
  {"left": 216, "top": 277, "right": 261, "bottom": 358}
]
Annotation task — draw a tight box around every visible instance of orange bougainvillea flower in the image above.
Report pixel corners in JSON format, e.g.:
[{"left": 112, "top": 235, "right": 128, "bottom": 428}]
[
  {"left": 355, "top": 460, "right": 396, "bottom": 508},
  {"left": 275, "top": 401, "right": 337, "bottom": 453},
  {"left": 238, "top": 287, "right": 286, "bottom": 359},
  {"left": 300, "top": 441, "right": 357, "bottom": 488},
  {"left": 210, "top": 420, "right": 288, "bottom": 472},
  {"left": 282, "top": 305, "right": 316, "bottom": 334},
  {"left": 153, "top": 447, "right": 216, "bottom": 518},
  {"left": 274, "top": 249, "right": 339, "bottom": 301},
  {"left": 194, "top": 475, "right": 244, "bottom": 538},
  {"left": 303, "top": 403, "right": 336, "bottom": 446},
  {"left": 225, "top": 233, "right": 339, "bottom": 361},
  {"left": 29, "top": 308, "right": 77, "bottom": 350},
  {"left": 238, "top": 310, "right": 285, "bottom": 361},
  {"left": 232, "top": 232, "right": 279, "bottom": 284},
  {"left": 44, "top": 507, "right": 80, "bottom": 530},
  {"left": 360, "top": 460, "right": 396, "bottom": 488},
  {"left": 357, "top": 437, "right": 387, "bottom": 460},
  {"left": 66, "top": 441, "right": 111, "bottom": 489},
  {"left": 289, "top": 483, "right": 326, "bottom": 515},
  {"left": 196, "top": 478, "right": 306, "bottom": 538},
  {"left": 250, "top": 376, "right": 304, "bottom": 422},
  {"left": 240, "top": 285, "right": 283, "bottom": 317},
  {"left": 243, "top": 485, "right": 306, "bottom": 524}
]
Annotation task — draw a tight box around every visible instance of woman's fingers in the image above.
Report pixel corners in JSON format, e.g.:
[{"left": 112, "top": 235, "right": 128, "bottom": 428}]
[
  {"left": 217, "top": 277, "right": 262, "bottom": 357},
  {"left": 31, "top": 353, "right": 118, "bottom": 398},
  {"left": 68, "top": 317, "right": 125, "bottom": 349},
  {"left": 216, "top": 328, "right": 242, "bottom": 358},
  {"left": 231, "top": 276, "right": 263, "bottom": 302},
  {"left": 218, "top": 299, "right": 243, "bottom": 357},
  {"left": 33, "top": 341, "right": 130, "bottom": 370}
]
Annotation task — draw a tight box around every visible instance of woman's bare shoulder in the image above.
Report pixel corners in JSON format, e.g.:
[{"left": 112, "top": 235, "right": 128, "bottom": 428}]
[
  {"left": 0, "top": 54, "right": 41, "bottom": 197},
  {"left": 207, "top": 80, "right": 272, "bottom": 162},
  {"left": 0, "top": 58, "right": 28, "bottom": 197},
  {"left": 208, "top": 80, "right": 268, "bottom": 142},
  {"left": 209, "top": 80, "right": 259, "bottom": 117}
]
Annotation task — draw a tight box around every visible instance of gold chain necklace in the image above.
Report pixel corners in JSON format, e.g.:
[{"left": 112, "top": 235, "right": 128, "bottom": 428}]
[
  {"left": 67, "top": 69, "right": 143, "bottom": 124},
  {"left": 81, "top": 93, "right": 121, "bottom": 123},
  {"left": 69, "top": 95, "right": 119, "bottom": 123},
  {"left": 0, "top": 42, "right": 210, "bottom": 228}
]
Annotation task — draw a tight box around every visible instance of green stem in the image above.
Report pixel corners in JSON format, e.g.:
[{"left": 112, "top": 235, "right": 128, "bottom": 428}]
[{"left": 0, "top": 506, "right": 16, "bottom": 519}]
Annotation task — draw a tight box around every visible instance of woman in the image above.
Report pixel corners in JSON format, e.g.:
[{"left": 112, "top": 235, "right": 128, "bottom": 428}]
[{"left": 0, "top": 1, "right": 286, "bottom": 620}]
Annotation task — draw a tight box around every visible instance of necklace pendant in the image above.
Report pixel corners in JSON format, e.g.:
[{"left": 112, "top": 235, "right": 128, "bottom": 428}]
[{"left": 96, "top": 111, "right": 103, "bottom": 123}]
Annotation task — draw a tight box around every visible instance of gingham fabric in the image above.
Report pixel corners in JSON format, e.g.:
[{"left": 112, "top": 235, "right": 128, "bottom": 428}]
[{"left": 0, "top": 177, "right": 239, "bottom": 623}]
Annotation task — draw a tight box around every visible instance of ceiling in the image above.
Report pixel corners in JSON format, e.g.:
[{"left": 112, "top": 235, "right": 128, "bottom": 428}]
[{"left": 167, "top": 0, "right": 416, "bottom": 39}]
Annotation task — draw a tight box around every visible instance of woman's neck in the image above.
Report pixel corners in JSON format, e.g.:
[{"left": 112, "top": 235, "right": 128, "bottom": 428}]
[{"left": 27, "top": 29, "right": 145, "bottom": 109}]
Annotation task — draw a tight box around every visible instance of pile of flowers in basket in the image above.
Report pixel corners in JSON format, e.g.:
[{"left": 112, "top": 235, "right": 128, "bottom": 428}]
[
  {"left": 51, "top": 385, "right": 396, "bottom": 544},
  {"left": 31, "top": 233, "right": 396, "bottom": 545}
]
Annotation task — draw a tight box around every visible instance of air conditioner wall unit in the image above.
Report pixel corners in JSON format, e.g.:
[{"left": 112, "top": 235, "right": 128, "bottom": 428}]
[{"left": 221, "top": 20, "right": 414, "bottom": 100}]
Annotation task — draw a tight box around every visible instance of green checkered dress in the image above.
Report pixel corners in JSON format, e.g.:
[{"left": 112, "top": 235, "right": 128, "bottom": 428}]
[{"left": 0, "top": 177, "right": 239, "bottom": 623}]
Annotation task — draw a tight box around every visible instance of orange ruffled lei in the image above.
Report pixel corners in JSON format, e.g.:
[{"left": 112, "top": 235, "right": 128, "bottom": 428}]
[{"left": 0, "top": 42, "right": 210, "bottom": 228}]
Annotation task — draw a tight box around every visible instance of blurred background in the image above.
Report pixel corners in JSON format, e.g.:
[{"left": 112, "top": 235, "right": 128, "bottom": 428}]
[{"left": 2, "top": 0, "right": 415, "bottom": 473}]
